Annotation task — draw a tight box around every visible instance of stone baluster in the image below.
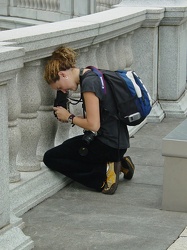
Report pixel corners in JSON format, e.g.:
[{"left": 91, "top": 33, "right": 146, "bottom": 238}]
[
  {"left": 124, "top": 32, "right": 134, "bottom": 70},
  {"left": 16, "top": 61, "right": 41, "bottom": 171},
  {"left": 77, "top": 47, "right": 89, "bottom": 68},
  {"left": 46, "top": 0, "right": 51, "bottom": 11},
  {"left": 68, "top": 90, "right": 83, "bottom": 139},
  {"left": 7, "top": 78, "right": 21, "bottom": 182},
  {"left": 37, "top": 60, "right": 58, "bottom": 161},
  {"left": 106, "top": 38, "right": 119, "bottom": 71},
  {"left": 41, "top": 0, "right": 46, "bottom": 9},
  {"left": 115, "top": 33, "right": 134, "bottom": 70},
  {"left": 85, "top": 45, "right": 99, "bottom": 67},
  {"left": 115, "top": 35, "right": 127, "bottom": 70},
  {"left": 96, "top": 0, "right": 121, "bottom": 12},
  {"left": 25, "top": 0, "right": 29, "bottom": 8},
  {"left": 34, "top": 0, "right": 39, "bottom": 9},
  {"left": 55, "top": 0, "right": 60, "bottom": 11},
  {"left": 51, "top": 0, "right": 58, "bottom": 11},
  {"left": 29, "top": 0, "right": 34, "bottom": 8},
  {"left": 55, "top": 122, "right": 71, "bottom": 146},
  {"left": 17, "top": 0, "right": 23, "bottom": 7},
  {"left": 0, "top": 81, "right": 9, "bottom": 229},
  {"left": 96, "top": 41, "right": 110, "bottom": 69},
  {"left": 37, "top": 0, "right": 42, "bottom": 9}
]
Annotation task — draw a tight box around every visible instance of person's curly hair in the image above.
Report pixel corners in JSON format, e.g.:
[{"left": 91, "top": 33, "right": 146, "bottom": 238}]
[{"left": 44, "top": 46, "right": 77, "bottom": 84}]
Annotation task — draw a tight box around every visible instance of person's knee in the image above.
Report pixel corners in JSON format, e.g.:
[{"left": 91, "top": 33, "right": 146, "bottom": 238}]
[{"left": 43, "top": 150, "right": 53, "bottom": 169}]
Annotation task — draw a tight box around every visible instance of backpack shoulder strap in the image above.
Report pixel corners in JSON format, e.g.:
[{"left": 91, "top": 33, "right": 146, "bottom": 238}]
[{"left": 86, "top": 66, "right": 107, "bottom": 94}]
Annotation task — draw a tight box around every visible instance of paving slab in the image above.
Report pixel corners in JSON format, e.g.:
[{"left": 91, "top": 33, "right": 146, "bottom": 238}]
[{"left": 22, "top": 117, "right": 187, "bottom": 250}]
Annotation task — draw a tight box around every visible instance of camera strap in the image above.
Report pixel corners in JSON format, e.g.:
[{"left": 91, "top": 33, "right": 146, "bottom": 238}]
[
  {"left": 65, "top": 68, "right": 85, "bottom": 106},
  {"left": 79, "top": 68, "right": 84, "bottom": 76},
  {"left": 79, "top": 68, "right": 86, "bottom": 118}
]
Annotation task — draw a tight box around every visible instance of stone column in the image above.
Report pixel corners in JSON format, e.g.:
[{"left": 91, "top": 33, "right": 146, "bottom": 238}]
[
  {"left": 115, "top": 33, "right": 134, "bottom": 70},
  {"left": 96, "top": 41, "right": 110, "bottom": 69},
  {"left": 0, "top": 0, "right": 9, "bottom": 15},
  {"left": 131, "top": 8, "right": 165, "bottom": 122},
  {"left": 7, "top": 78, "right": 21, "bottom": 183},
  {"left": 36, "top": 60, "right": 58, "bottom": 161},
  {"left": 0, "top": 45, "right": 34, "bottom": 250},
  {"left": 106, "top": 38, "right": 119, "bottom": 71},
  {"left": 16, "top": 61, "right": 41, "bottom": 171},
  {"left": 86, "top": 44, "right": 99, "bottom": 67},
  {"left": 158, "top": 9, "right": 187, "bottom": 117}
]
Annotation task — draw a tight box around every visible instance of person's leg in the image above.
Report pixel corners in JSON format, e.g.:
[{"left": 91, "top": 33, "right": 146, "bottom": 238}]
[{"left": 43, "top": 135, "right": 120, "bottom": 191}]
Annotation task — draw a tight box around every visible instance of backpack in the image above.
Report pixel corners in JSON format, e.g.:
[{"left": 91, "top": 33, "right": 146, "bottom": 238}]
[{"left": 86, "top": 66, "right": 152, "bottom": 126}]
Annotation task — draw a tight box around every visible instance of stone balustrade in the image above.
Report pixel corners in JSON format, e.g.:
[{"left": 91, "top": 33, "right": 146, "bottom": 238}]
[
  {"left": 3, "top": 0, "right": 97, "bottom": 23},
  {"left": 0, "top": 3, "right": 187, "bottom": 249}
]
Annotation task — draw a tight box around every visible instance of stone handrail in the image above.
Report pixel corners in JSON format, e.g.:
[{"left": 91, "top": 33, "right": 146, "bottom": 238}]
[{"left": 0, "top": 4, "right": 187, "bottom": 249}]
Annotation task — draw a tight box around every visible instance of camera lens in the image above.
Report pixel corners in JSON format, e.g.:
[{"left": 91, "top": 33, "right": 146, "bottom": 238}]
[
  {"left": 82, "top": 131, "right": 96, "bottom": 145},
  {"left": 79, "top": 147, "right": 88, "bottom": 156}
]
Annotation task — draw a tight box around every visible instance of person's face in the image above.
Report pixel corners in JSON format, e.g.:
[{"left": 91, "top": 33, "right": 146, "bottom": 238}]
[{"left": 50, "top": 71, "right": 72, "bottom": 93}]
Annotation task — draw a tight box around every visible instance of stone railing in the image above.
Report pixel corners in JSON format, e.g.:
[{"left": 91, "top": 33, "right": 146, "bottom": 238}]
[
  {"left": 0, "top": 0, "right": 122, "bottom": 28},
  {"left": 96, "top": 0, "right": 122, "bottom": 12},
  {"left": 0, "top": 3, "right": 187, "bottom": 249},
  {"left": 1, "top": 0, "right": 118, "bottom": 24}
]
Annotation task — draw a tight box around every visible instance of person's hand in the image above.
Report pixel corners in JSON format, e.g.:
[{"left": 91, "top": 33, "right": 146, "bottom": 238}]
[{"left": 53, "top": 106, "right": 70, "bottom": 122}]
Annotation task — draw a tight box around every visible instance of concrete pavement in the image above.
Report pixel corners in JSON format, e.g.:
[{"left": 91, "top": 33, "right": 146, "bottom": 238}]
[{"left": 22, "top": 117, "right": 187, "bottom": 250}]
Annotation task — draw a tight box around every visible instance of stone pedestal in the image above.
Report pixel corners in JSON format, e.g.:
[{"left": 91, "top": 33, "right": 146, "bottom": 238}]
[
  {"left": 0, "top": 0, "right": 8, "bottom": 15},
  {"left": 162, "top": 119, "right": 187, "bottom": 212}
]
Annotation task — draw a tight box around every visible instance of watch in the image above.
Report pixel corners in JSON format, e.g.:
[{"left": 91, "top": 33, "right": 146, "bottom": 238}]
[{"left": 68, "top": 114, "right": 75, "bottom": 124}]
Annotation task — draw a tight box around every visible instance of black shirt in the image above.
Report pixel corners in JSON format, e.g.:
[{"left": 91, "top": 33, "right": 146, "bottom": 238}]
[{"left": 80, "top": 70, "right": 129, "bottom": 149}]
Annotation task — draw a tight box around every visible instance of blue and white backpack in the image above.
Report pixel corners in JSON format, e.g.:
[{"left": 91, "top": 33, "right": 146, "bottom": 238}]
[{"left": 86, "top": 66, "right": 152, "bottom": 126}]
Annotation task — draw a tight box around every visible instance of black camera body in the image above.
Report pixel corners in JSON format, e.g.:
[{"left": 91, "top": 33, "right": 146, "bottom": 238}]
[
  {"left": 82, "top": 130, "right": 97, "bottom": 145},
  {"left": 54, "top": 91, "right": 69, "bottom": 117}
]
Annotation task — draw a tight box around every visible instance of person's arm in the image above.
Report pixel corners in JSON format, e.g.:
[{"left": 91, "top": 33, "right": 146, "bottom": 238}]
[{"left": 53, "top": 91, "right": 100, "bottom": 132}]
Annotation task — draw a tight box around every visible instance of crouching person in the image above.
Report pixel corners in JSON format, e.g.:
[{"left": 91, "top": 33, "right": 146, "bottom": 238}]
[{"left": 43, "top": 46, "right": 135, "bottom": 194}]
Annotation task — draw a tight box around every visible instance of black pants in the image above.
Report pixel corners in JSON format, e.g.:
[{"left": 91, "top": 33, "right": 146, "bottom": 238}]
[{"left": 43, "top": 135, "right": 127, "bottom": 191}]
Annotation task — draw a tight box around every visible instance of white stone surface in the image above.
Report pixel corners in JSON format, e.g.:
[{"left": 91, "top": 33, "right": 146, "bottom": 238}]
[
  {"left": 0, "top": 0, "right": 8, "bottom": 15},
  {"left": 160, "top": 90, "right": 187, "bottom": 118},
  {"left": 0, "top": 226, "right": 34, "bottom": 250},
  {"left": 120, "top": 0, "right": 187, "bottom": 7},
  {"left": 162, "top": 119, "right": 187, "bottom": 212},
  {"left": 10, "top": 164, "right": 71, "bottom": 216},
  {"left": 168, "top": 236, "right": 187, "bottom": 250}
]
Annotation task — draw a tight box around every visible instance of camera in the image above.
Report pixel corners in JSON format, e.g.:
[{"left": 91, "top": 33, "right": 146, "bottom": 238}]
[
  {"left": 79, "top": 130, "right": 97, "bottom": 156},
  {"left": 82, "top": 130, "right": 97, "bottom": 145},
  {"left": 54, "top": 91, "right": 70, "bottom": 117}
]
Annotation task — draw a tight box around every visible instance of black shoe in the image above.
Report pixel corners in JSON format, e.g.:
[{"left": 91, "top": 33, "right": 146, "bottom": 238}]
[
  {"left": 121, "top": 156, "right": 135, "bottom": 180},
  {"left": 102, "top": 162, "right": 121, "bottom": 195}
]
